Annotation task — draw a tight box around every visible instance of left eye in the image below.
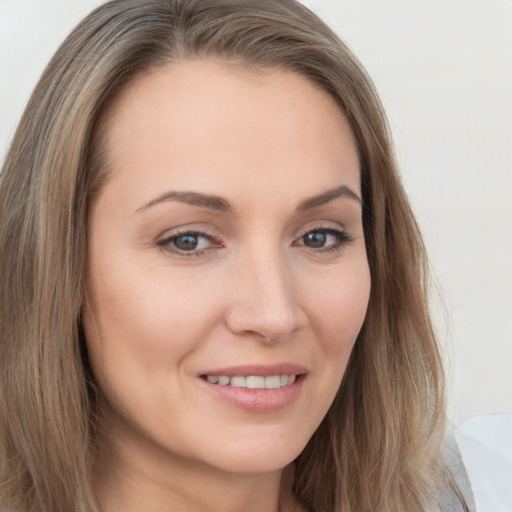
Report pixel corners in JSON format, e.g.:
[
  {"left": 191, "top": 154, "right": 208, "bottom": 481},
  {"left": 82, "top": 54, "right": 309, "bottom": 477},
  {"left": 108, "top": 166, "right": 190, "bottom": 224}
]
[
  {"left": 158, "top": 231, "right": 216, "bottom": 254},
  {"left": 296, "top": 228, "right": 351, "bottom": 250}
]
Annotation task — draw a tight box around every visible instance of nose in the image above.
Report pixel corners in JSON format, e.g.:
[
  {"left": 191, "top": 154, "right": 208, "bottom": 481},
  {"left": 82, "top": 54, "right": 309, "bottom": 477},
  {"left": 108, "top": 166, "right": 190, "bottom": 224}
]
[{"left": 224, "top": 249, "right": 307, "bottom": 343}]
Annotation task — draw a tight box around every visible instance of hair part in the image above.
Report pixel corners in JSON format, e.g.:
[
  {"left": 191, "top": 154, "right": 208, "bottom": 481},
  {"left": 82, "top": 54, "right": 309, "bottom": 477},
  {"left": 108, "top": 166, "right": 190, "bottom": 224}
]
[{"left": 1, "top": 1, "right": 464, "bottom": 510}]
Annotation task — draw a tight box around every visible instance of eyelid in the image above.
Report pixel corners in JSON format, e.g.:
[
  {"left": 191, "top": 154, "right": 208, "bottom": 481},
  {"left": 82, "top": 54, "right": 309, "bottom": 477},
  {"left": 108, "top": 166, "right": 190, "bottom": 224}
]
[
  {"left": 156, "top": 221, "right": 222, "bottom": 244},
  {"left": 294, "top": 221, "right": 348, "bottom": 240}
]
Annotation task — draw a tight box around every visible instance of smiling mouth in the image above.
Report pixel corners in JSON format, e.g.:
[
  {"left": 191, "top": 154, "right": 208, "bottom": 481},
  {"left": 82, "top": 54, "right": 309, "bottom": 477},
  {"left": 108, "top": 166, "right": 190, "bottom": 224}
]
[
  {"left": 200, "top": 374, "right": 298, "bottom": 389},
  {"left": 199, "top": 366, "right": 306, "bottom": 411}
]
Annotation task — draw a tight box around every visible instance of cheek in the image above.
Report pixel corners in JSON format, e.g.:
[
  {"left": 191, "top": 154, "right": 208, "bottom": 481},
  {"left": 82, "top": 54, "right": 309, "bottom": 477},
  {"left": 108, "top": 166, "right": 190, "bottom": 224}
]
[
  {"left": 84, "top": 256, "right": 224, "bottom": 365},
  {"left": 82, "top": 260, "right": 226, "bottom": 423},
  {"left": 305, "top": 262, "right": 371, "bottom": 354},
  {"left": 292, "top": 261, "right": 370, "bottom": 435}
]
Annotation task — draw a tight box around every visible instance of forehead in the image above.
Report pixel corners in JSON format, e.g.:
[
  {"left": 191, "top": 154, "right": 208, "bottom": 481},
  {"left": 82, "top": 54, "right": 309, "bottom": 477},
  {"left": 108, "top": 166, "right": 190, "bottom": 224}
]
[{"left": 95, "top": 59, "right": 360, "bottom": 206}]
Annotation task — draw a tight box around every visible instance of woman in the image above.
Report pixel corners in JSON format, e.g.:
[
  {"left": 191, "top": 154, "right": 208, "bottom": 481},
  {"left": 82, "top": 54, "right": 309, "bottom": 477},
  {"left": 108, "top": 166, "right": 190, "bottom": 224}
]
[{"left": 0, "top": 0, "right": 468, "bottom": 511}]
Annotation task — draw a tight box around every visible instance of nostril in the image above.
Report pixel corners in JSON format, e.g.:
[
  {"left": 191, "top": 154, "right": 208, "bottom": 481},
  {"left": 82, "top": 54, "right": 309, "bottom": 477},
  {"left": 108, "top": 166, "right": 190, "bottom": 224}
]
[
  {"left": 223, "top": 260, "right": 307, "bottom": 340},
  {"left": 224, "top": 301, "right": 305, "bottom": 342}
]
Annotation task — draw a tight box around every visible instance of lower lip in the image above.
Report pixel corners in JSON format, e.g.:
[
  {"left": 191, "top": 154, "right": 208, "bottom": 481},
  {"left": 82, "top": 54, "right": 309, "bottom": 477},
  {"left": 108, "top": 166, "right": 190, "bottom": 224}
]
[{"left": 200, "top": 376, "right": 305, "bottom": 413}]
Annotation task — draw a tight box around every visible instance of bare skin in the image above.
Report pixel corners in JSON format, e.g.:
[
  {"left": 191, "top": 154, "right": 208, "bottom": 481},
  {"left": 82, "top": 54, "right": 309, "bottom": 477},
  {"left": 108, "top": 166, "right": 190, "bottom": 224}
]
[{"left": 84, "top": 59, "right": 370, "bottom": 512}]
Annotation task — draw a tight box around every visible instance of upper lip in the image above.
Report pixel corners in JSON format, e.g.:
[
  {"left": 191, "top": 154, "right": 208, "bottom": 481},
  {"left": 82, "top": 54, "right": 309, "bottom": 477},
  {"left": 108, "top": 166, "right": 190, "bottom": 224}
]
[{"left": 200, "top": 363, "right": 307, "bottom": 378}]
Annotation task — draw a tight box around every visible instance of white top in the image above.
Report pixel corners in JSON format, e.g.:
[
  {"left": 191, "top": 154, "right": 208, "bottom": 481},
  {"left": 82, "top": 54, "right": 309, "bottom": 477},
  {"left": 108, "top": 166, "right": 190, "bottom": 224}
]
[{"left": 454, "top": 413, "right": 512, "bottom": 512}]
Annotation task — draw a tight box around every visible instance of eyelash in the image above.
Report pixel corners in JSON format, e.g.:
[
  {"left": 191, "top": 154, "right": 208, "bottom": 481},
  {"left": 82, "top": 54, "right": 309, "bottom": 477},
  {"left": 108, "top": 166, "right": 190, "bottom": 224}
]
[
  {"left": 294, "top": 228, "right": 353, "bottom": 254},
  {"left": 157, "top": 230, "right": 222, "bottom": 257},
  {"left": 157, "top": 227, "right": 353, "bottom": 257}
]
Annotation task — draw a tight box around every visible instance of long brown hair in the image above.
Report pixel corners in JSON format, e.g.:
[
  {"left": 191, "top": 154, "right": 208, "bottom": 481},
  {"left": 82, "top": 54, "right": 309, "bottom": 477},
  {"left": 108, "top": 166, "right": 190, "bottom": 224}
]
[{"left": 0, "top": 1, "right": 463, "bottom": 510}]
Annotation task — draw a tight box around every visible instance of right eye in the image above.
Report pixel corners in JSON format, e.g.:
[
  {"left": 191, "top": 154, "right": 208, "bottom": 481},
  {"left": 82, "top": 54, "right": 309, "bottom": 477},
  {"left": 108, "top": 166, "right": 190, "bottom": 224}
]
[{"left": 157, "top": 231, "right": 221, "bottom": 256}]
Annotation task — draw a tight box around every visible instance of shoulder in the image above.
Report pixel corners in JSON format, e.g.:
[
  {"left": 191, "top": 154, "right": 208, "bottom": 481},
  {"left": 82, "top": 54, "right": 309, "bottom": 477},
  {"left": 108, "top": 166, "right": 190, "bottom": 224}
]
[{"left": 441, "top": 423, "right": 476, "bottom": 511}]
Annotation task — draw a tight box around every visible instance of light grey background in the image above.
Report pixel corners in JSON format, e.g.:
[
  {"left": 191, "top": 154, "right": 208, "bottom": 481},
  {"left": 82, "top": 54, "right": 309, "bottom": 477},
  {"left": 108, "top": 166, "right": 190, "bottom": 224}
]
[{"left": 1, "top": 0, "right": 511, "bottom": 425}]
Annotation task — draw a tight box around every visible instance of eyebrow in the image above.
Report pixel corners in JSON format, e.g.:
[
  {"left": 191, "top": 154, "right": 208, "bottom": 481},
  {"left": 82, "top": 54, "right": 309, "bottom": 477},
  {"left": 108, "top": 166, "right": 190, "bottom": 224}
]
[
  {"left": 135, "top": 191, "right": 231, "bottom": 213},
  {"left": 135, "top": 184, "right": 361, "bottom": 214},
  {"left": 296, "top": 185, "right": 362, "bottom": 210}
]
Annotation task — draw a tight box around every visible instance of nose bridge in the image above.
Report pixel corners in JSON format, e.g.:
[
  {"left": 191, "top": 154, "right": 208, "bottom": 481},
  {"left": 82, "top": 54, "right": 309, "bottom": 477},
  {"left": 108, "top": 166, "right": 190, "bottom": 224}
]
[{"left": 226, "top": 242, "right": 303, "bottom": 341}]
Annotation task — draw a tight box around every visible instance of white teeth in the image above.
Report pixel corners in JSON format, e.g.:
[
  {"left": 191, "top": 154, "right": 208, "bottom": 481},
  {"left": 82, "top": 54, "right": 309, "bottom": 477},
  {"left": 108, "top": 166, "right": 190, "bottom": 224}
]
[
  {"left": 230, "top": 376, "right": 246, "bottom": 387},
  {"left": 246, "top": 376, "right": 265, "bottom": 389},
  {"left": 205, "top": 374, "right": 298, "bottom": 389},
  {"left": 265, "top": 375, "right": 281, "bottom": 389}
]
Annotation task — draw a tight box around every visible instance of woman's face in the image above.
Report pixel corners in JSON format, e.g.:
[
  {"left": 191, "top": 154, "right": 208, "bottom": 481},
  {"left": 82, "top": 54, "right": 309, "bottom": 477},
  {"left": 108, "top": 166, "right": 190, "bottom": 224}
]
[{"left": 83, "top": 60, "right": 371, "bottom": 475}]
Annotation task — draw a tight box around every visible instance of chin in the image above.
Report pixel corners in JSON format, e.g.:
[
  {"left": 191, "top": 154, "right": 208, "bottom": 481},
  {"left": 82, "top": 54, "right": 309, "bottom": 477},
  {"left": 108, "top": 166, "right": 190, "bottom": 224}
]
[{"left": 194, "top": 426, "right": 313, "bottom": 475}]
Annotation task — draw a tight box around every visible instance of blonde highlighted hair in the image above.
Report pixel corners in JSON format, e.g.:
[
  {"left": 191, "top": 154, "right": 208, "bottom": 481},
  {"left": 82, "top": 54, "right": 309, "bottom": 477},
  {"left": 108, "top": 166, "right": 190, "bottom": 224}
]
[{"left": 1, "top": 1, "right": 464, "bottom": 510}]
